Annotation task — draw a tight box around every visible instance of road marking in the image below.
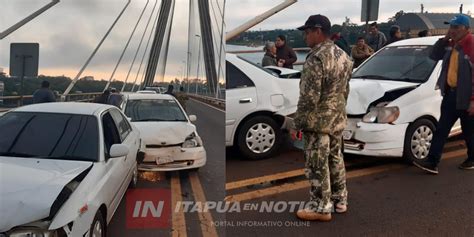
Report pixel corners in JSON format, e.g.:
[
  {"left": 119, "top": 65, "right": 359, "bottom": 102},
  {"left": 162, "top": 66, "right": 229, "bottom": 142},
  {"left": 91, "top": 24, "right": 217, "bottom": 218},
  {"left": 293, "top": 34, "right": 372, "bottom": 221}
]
[
  {"left": 189, "top": 172, "right": 218, "bottom": 237},
  {"left": 225, "top": 148, "right": 468, "bottom": 202},
  {"left": 171, "top": 173, "right": 187, "bottom": 237},
  {"left": 444, "top": 140, "right": 465, "bottom": 150},
  {"left": 226, "top": 140, "right": 467, "bottom": 191},
  {"left": 189, "top": 98, "right": 225, "bottom": 113},
  {"left": 226, "top": 169, "right": 305, "bottom": 191}
]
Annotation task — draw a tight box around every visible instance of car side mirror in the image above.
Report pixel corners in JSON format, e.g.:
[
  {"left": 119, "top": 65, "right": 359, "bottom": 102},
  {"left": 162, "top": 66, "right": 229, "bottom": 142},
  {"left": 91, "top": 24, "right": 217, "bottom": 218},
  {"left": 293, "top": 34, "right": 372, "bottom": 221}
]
[
  {"left": 110, "top": 144, "right": 129, "bottom": 158},
  {"left": 189, "top": 115, "right": 197, "bottom": 122}
]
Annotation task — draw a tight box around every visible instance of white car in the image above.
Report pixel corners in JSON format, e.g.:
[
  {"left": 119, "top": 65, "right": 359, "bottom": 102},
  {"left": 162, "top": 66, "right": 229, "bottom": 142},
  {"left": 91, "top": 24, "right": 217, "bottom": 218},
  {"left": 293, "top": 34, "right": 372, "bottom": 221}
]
[
  {"left": 344, "top": 36, "right": 461, "bottom": 162},
  {"left": 0, "top": 102, "right": 142, "bottom": 237},
  {"left": 226, "top": 53, "right": 300, "bottom": 159},
  {"left": 122, "top": 93, "right": 207, "bottom": 171}
]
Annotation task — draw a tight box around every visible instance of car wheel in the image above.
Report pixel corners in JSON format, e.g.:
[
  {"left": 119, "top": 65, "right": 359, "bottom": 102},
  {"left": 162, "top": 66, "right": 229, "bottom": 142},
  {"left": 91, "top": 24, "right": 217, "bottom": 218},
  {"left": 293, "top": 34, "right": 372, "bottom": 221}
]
[
  {"left": 90, "top": 211, "right": 106, "bottom": 237},
  {"left": 129, "top": 163, "right": 138, "bottom": 189},
  {"left": 403, "top": 118, "right": 435, "bottom": 163},
  {"left": 237, "top": 116, "right": 282, "bottom": 160}
]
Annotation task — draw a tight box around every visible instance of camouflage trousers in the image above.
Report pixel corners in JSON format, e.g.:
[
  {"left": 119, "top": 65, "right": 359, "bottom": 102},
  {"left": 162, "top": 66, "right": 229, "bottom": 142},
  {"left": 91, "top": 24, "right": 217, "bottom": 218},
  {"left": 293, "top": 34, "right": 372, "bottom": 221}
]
[{"left": 303, "top": 131, "right": 348, "bottom": 214}]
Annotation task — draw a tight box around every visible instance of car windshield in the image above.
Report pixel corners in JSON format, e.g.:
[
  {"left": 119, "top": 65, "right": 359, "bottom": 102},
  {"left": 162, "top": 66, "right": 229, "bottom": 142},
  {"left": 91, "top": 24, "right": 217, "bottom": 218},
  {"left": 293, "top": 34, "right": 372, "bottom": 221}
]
[
  {"left": 125, "top": 99, "right": 187, "bottom": 122},
  {"left": 0, "top": 112, "right": 99, "bottom": 161},
  {"left": 352, "top": 46, "right": 436, "bottom": 83}
]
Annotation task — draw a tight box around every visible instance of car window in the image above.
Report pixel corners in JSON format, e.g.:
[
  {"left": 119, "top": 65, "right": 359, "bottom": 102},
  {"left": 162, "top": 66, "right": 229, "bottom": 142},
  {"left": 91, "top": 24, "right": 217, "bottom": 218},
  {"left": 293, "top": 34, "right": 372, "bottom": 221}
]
[
  {"left": 124, "top": 99, "right": 187, "bottom": 122},
  {"left": 109, "top": 109, "right": 132, "bottom": 141},
  {"left": 352, "top": 45, "right": 436, "bottom": 83},
  {"left": 102, "top": 112, "right": 121, "bottom": 158},
  {"left": 0, "top": 112, "right": 99, "bottom": 161},
  {"left": 226, "top": 61, "right": 256, "bottom": 89}
]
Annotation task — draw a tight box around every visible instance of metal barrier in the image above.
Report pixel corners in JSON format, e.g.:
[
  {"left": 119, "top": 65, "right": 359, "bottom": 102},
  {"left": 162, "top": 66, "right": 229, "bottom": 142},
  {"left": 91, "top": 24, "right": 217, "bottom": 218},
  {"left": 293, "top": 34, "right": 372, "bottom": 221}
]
[
  {"left": 0, "top": 92, "right": 102, "bottom": 109},
  {"left": 187, "top": 93, "right": 225, "bottom": 109}
]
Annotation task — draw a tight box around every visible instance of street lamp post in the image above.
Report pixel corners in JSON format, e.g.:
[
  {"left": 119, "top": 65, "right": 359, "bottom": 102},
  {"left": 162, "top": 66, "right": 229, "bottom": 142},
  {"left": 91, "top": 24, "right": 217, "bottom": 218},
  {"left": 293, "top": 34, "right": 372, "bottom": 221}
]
[{"left": 195, "top": 34, "right": 201, "bottom": 95}]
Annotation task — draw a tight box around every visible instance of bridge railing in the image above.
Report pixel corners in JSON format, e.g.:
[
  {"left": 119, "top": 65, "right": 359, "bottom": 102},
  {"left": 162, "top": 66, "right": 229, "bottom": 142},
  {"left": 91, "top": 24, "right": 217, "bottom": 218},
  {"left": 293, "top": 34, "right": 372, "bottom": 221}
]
[
  {"left": 0, "top": 92, "right": 101, "bottom": 109},
  {"left": 187, "top": 93, "right": 225, "bottom": 110}
]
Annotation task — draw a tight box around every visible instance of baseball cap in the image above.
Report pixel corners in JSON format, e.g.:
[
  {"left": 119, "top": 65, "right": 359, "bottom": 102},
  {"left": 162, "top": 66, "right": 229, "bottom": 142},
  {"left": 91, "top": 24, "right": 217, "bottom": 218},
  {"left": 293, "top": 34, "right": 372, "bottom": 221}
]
[
  {"left": 297, "top": 14, "right": 331, "bottom": 33},
  {"left": 444, "top": 14, "right": 470, "bottom": 27}
]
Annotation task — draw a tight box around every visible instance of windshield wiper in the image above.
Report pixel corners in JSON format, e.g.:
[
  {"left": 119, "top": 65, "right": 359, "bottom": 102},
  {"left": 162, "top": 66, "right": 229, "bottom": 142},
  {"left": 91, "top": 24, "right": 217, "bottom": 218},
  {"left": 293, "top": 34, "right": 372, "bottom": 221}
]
[
  {"left": 0, "top": 152, "right": 36, "bottom": 157},
  {"left": 352, "top": 75, "right": 394, "bottom": 80}
]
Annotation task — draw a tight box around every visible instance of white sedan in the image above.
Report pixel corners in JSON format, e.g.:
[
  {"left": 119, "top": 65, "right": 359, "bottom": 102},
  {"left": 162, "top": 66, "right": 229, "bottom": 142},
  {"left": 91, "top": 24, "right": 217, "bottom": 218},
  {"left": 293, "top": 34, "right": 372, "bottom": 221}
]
[
  {"left": 122, "top": 93, "right": 206, "bottom": 171},
  {"left": 344, "top": 36, "right": 461, "bottom": 162},
  {"left": 0, "top": 102, "right": 142, "bottom": 237},
  {"left": 226, "top": 53, "right": 300, "bottom": 160}
]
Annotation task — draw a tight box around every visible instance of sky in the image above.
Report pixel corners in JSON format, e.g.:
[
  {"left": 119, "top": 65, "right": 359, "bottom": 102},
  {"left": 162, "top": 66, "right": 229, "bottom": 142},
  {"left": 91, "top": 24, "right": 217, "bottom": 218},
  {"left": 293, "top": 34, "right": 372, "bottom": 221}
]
[
  {"left": 226, "top": 0, "right": 473, "bottom": 31},
  {"left": 0, "top": 0, "right": 225, "bottom": 84}
]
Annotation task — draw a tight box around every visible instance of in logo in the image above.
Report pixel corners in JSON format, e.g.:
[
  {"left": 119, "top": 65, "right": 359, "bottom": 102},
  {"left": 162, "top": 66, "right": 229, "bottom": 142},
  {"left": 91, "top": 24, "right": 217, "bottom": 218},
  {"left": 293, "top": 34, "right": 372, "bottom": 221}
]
[{"left": 126, "top": 189, "right": 171, "bottom": 229}]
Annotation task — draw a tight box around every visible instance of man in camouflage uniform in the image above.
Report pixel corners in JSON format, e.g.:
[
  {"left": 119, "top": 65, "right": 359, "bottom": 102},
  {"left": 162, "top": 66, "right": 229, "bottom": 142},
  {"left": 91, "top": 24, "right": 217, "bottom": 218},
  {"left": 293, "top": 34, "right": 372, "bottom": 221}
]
[{"left": 293, "top": 14, "right": 353, "bottom": 221}]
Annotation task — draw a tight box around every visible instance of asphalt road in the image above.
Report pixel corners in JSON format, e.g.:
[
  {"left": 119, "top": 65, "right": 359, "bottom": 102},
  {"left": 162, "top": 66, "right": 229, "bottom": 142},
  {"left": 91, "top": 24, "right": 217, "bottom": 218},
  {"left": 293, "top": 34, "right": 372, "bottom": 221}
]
[
  {"left": 225, "top": 136, "right": 473, "bottom": 236},
  {"left": 108, "top": 98, "right": 225, "bottom": 237}
]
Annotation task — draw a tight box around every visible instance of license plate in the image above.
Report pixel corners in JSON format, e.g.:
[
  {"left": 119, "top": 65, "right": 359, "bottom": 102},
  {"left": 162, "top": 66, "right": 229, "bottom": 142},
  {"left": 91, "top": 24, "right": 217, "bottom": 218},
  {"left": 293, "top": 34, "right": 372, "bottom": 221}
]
[
  {"left": 156, "top": 157, "right": 174, "bottom": 165},
  {"left": 342, "top": 130, "right": 353, "bottom": 140}
]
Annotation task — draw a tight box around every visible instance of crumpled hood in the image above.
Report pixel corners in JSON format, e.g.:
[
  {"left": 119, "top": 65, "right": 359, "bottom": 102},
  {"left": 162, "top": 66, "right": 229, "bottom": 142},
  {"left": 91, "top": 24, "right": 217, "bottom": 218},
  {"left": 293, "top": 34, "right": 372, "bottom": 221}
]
[
  {"left": 133, "top": 122, "right": 196, "bottom": 146},
  {"left": 0, "top": 157, "right": 92, "bottom": 232},
  {"left": 346, "top": 79, "right": 419, "bottom": 114}
]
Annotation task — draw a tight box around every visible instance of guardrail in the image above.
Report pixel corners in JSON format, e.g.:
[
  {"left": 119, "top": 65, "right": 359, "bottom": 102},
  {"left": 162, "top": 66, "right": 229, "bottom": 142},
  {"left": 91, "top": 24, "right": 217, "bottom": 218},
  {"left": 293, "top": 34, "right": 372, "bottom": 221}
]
[
  {"left": 187, "top": 93, "right": 225, "bottom": 110},
  {"left": 0, "top": 92, "right": 101, "bottom": 109}
]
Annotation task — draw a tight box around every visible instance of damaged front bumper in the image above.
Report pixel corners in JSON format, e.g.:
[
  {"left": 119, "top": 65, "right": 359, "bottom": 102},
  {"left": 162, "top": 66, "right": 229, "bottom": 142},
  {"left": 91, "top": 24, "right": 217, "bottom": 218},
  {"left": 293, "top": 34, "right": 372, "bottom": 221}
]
[
  {"left": 139, "top": 146, "right": 207, "bottom": 171},
  {"left": 343, "top": 118, "right": 408, "bottom": 157}
]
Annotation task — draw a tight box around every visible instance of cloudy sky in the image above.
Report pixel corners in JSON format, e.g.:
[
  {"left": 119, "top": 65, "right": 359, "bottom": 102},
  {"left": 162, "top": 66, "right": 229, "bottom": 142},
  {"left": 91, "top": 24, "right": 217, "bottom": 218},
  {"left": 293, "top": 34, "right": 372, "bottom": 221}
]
[
  {"left": 1, "top": 0, "right": 225, "bottom": 84},
  {"left": 226, "top": 0, "right": 473, "bottom": 31}
]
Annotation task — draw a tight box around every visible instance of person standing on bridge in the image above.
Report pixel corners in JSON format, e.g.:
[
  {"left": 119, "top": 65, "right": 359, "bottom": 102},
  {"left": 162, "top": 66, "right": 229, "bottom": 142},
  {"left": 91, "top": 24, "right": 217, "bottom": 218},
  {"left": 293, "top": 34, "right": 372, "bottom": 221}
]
[
  {"left": 107, "top": 88, "right": 123, "bottom": 108},
  {"left": 367, "top": 22, "right": 387, "bottom": 52},
  {"left": 33, "top": 80, "right": 56, "bottom": 103},
  {"left": 275, "top": 35, "right": 298, "bottom": 69},
  {"left": 262, "top": 41, "right": 282, "bottom": 67},
  {"left": 413, "top": 14, "right": 474, "bottom": 173},
  {"left": 292, "top": 14, "right": 353, "bottom": 221}
]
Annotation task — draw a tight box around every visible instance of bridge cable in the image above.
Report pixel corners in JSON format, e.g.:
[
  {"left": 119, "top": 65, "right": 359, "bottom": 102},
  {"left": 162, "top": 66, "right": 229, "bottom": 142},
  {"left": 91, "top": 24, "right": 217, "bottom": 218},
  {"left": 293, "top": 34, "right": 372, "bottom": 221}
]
[
  {"left": 61, "top": 0, "right": 131, "bottom": 100},
  {"left": 103, "top": 0, "right": 151, "bottom": 92},
  {"left": 120, "top": 0, "right": 160, "bottom": 92}
]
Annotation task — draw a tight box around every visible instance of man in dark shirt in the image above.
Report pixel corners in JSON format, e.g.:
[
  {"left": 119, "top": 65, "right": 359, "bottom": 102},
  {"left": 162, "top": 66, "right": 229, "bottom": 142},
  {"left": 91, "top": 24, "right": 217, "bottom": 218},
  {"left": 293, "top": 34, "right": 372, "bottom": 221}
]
[
  {"left": 275, "top": 35, "right": 298, "bottom": 69},
  {"left": 33, "top": 81, "right": 56, "bottom": 103}
]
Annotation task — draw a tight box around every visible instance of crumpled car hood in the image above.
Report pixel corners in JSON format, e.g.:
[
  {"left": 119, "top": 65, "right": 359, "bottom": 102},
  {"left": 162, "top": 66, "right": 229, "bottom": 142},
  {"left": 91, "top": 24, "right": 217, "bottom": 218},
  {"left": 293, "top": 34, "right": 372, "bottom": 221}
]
[
  {"left": 346, "top": 79, "right": 419, "bottom": 114},
  {"left": 0, "top": 157, "right": 92, "bottom": 232},
  {"left": 133, "top": 122, "right": 196, "bottom": 146}
]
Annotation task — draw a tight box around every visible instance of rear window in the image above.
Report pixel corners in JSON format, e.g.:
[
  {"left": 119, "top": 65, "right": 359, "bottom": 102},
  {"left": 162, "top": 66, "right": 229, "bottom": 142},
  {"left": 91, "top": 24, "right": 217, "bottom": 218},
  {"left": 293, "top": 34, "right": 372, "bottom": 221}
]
[{"left": 0, "top": 112, "right": 99, "bottom": 161}]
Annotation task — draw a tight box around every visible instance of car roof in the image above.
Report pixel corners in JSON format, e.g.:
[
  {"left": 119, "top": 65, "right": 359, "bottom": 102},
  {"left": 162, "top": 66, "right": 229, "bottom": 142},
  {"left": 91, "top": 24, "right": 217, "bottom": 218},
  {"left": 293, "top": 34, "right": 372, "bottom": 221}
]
[
  {"left": 125, "top": 93, "right": 175, "bottom": 100},
  {"left": 12, "top": 102, "right": 114, "bottom": 115},
  {"left": 387, "top": 36, "right": 443, "bottom": 47}
]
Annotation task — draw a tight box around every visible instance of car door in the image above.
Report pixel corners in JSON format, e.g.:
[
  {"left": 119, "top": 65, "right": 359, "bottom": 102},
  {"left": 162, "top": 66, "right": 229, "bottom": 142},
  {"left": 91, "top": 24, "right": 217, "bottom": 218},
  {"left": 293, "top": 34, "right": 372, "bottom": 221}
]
[
  {"left": 110, "top": 108, "right": 139, "bottom": 169},
  {"left": 226, "top": 60, "right": 257, "bottom": 144},
  {"left": 101, "top": 111, "right": 127, "bottom": 214}
]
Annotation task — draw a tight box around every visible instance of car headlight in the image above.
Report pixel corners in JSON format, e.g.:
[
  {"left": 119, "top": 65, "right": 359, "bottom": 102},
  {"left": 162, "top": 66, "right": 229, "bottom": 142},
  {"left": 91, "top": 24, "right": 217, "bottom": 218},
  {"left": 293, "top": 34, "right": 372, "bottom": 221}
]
[
  {"left": 362, "top": 106, "right": 400, "bottom": 124},
  {"left": 182, "top": 132, "right": 200, "bottom": 148}
]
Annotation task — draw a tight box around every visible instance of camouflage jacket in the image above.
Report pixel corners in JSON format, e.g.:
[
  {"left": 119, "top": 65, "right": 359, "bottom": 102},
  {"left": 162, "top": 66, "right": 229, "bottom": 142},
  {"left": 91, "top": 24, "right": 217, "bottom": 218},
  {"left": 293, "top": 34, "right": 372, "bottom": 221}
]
[{"left": 294, "top": 40, "right": 353, "bottom": 134}]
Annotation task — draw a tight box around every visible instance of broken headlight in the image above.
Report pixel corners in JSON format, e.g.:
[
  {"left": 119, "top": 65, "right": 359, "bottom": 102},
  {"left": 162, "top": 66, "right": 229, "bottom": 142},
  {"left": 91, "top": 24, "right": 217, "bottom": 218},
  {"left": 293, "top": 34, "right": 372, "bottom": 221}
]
[
  {"left": 362, "top": 106, "right": 400, "bottom": 124},
  {"left": 182, "top": 132, "right": 200, "bottom": 148}
]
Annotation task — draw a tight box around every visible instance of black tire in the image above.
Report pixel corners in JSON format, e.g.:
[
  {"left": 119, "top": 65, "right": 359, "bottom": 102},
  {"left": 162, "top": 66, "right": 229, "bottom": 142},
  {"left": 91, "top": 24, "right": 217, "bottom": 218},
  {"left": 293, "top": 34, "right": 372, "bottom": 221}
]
[
  {"left": 90, "top": 210, "right": 106, "bottom": 237},
  {"left": 403, "top": 118, "right": 436, "bottom": 163},
  {"left": 237, "top": 116, "right": 282, "bottom": 160}
]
